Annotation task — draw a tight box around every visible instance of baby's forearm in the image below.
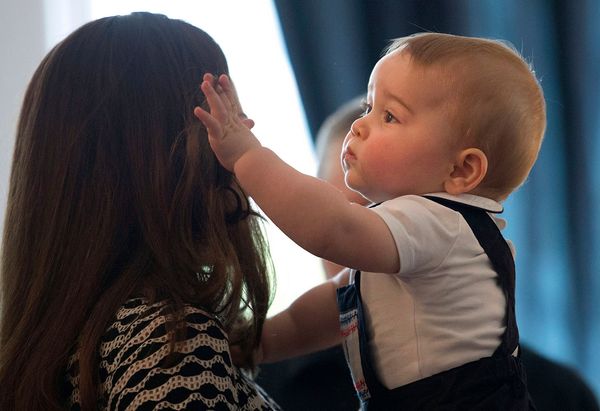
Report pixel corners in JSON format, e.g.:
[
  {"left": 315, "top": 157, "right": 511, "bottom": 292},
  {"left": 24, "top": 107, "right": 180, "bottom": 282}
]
[
  {"left": 197, "top": 74, "right": 398, "bottom": 273},
  {"left": 260, "top": 277, "right": 343, "bottom": 363},
  {"left": 234, "top": 147, "right": 361, "bottom": 264}
]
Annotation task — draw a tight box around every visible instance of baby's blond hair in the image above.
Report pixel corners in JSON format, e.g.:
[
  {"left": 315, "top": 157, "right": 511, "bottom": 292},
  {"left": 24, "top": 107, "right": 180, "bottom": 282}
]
[{"left": 387, "top": 33, "right": 546, "bottom": 200}]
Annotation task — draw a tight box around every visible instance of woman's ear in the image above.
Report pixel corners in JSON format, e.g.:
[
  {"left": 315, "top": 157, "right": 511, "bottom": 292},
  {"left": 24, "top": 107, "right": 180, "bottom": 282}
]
[{"left": 444, "top": 148, "right": 488, "bottom": 195}]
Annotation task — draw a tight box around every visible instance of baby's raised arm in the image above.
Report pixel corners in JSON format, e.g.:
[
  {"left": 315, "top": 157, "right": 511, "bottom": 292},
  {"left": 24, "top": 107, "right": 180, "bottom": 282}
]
[{"left": 194, "top": 74, "right": 399, "bottom": 274}]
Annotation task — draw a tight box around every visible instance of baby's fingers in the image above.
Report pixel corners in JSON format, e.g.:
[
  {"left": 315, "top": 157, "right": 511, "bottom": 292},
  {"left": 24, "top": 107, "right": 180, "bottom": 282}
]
[
  {"left": 200, "top": 78, "right": 226, "bottom": 115},
  {"left": 219, "top": 76, "right": 244, "bottom": 111},
  {"left": 193, "top": 106, "right": 223, "bottom": 139}
]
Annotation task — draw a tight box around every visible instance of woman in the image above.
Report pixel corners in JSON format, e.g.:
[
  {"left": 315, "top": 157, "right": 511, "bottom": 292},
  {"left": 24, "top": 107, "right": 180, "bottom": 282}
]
[{"left": 0, "top": 12, "right": 278, "bottom": 410}]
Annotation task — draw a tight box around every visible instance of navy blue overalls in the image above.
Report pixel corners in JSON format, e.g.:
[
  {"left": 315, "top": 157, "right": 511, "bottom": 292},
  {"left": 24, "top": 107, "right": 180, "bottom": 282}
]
[{"left": 336, "top": 196, "right": 534, "bottom": 410}]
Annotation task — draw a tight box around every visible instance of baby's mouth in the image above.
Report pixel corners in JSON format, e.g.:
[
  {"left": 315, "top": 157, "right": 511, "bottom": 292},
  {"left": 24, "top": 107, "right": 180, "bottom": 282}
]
[
  {"left": 344, "top": 146, "right": 356, "bottom": 160},
  {"left": 341, "top": 148, "right": 356, "bottom": 173}
]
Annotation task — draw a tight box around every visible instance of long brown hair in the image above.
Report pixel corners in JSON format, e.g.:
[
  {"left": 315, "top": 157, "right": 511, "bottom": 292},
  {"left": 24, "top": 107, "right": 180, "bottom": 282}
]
[{"left": 0, "top": 12, "right": 272, "bottom": 410}]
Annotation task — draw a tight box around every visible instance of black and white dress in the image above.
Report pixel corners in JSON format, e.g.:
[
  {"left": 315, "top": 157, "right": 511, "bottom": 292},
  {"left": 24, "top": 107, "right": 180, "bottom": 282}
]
[{"left": 65, "top": 298, "right": 280, "bottom": 410}]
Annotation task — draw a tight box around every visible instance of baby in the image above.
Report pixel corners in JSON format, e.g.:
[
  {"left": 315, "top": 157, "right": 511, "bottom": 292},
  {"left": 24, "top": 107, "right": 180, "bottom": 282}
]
[{"left": 195, "top": 32, "right": 545, "bottom": 409}]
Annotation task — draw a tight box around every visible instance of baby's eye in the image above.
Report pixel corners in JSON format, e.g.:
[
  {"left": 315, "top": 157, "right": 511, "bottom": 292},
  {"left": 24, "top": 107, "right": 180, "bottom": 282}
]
[{"left": 384, "top": 111, "right": 397, "bottom": 123}]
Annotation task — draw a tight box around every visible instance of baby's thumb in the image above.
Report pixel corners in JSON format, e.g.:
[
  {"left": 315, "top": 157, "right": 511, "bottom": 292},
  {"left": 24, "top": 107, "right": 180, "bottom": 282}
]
[{"left": 242, "top": 118, "right": 255, "bottom": 130}]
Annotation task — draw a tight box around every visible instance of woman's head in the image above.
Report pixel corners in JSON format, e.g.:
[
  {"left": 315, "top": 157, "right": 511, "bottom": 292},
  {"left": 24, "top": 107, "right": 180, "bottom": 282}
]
[
  {"left": 386, "top": 33, "right": 546, "bottom": 200},
  {"left": 1, "top": 12, "right": 271, "bottom": 409}
]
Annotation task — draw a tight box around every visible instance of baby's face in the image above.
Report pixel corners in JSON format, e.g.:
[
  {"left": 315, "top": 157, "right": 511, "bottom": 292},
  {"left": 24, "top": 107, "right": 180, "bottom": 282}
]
[{"left": 341, "top": 51, "right": 459, "bottom": 203}]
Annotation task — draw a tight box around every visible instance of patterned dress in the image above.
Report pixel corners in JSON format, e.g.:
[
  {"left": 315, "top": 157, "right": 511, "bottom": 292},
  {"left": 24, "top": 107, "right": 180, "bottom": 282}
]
[{"left": 65, "top": 298, "right": 280, "bottom": 410}]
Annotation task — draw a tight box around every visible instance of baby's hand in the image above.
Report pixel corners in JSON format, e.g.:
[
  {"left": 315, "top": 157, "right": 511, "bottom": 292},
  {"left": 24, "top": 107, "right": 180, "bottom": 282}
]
[{"left": 194, "top": 73, "right": 261, "bottom": 171}]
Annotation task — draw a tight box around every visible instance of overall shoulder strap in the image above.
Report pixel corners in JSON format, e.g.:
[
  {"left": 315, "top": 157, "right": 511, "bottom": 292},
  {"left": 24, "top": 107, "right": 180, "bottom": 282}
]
[{"left": 424, "top": 196, "right": 519, "bottom": 356}]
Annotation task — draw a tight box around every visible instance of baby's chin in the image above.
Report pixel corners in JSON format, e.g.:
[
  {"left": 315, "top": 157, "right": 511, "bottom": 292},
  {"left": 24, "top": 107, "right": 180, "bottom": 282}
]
[
  {"left": 344, "top": 188, "right": 370, "bottom": 206},
  {"left": 354, "top": 190, "right": 392, "bottom": 205}
]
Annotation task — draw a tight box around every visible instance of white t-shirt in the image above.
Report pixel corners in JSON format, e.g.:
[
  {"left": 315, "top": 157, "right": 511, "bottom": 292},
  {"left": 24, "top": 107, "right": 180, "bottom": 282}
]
[{"left": 362, "top": 193, "right": 508, "bottom": 389}]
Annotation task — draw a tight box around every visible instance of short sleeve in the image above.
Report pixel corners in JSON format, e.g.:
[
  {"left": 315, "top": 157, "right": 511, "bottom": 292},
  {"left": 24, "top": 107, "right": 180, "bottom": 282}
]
[{"left": 370, "top": 195, "right": 461, "bottom": 276}]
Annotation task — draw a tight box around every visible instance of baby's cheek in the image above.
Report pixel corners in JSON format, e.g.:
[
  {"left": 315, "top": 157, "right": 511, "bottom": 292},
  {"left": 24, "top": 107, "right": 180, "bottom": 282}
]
[{"left": 365, "top": 144, "right": 398, "bottom": 177}]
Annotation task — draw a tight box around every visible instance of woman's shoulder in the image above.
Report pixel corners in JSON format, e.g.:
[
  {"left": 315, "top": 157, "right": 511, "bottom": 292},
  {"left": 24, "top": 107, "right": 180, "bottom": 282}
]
[
  {"left": 101, "top": 297, "right": 229, "bottom": 367},
  {"left": 105, "top": 297, "right": 227, "bottom": 348},
  {"left": 103, "top": 298, "right": 279, "bottom": 410},
  {"left": 68, "top": 298, "right": 280, "bottom": 410}
]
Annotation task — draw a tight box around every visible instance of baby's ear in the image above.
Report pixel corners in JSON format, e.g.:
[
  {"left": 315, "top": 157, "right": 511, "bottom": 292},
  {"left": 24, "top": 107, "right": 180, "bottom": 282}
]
[{"left": 444, "top": 148, "right": 488, "bottom": 195}]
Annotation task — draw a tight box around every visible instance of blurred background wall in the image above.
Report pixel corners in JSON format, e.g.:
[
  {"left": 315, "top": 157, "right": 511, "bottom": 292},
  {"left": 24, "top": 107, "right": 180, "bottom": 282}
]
[{"left": 0, "top": 0, "right": 46, "bottom": 239}]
